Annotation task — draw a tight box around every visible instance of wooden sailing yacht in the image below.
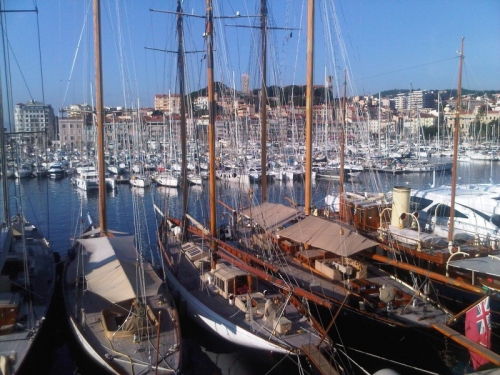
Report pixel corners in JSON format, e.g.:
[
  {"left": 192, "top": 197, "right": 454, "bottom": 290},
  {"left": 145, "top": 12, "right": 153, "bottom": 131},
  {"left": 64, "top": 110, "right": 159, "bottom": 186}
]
[
  {"left": 209, "top": 5, "right": 499, "bottom": 375},
  {"left": 155, "top": 0, "right": 336, "bottom": 364},
  {"left": 322, "top": 39, "right": 500, "bottom": 368},
  {"left": 62, "top": 1, "right": 181, "bottom": 373}
]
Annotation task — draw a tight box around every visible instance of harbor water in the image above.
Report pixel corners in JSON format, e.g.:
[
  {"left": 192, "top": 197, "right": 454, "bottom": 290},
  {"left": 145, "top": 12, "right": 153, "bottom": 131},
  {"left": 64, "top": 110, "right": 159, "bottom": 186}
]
[{"left": 2, "top": 157, "right": 499, "bottom": 375}]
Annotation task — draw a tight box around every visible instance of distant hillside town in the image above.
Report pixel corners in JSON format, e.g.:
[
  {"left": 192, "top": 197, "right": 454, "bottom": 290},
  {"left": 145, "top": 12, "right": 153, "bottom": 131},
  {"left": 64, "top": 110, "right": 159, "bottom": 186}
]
[{"left": 9, "top": 82, "right": 500, "bottom": 153}]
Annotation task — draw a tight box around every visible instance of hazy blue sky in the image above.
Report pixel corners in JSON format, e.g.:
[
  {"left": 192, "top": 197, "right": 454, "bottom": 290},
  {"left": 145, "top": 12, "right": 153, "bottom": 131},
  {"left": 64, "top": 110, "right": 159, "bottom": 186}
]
[{"left": 3, "top": 0, "right": 499, "bottom": 116}]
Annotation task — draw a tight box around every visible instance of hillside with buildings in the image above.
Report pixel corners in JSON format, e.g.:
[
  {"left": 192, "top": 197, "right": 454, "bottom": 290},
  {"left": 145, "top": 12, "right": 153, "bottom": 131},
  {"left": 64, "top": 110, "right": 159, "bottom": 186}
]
[{"left": 10, "top": 83, "right": 500, "bottom": 154}]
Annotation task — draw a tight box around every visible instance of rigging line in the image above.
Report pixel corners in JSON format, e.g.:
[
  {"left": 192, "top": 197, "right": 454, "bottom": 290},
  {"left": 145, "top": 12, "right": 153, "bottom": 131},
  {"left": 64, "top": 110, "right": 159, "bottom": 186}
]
[
  {"left": 107, "top": 0, "right": 128, "bottom": 110},
  {"left": 358, "top": 56, "right": 458, "bottom": 82},
  {"left": 339, "top": 344, "right": 441, "bottom": 375},
  {"left": 61, "top": 1, "right": 91, "bottom": 108},
  {"left": 0, "top": 28, "right": 34, "bottom": 101},
  {"left": 0, "top": 6, "right": 15, "bottom": 134},
  {"left": 34, "top": 5, "right": 46, "bottom": 105},
  {"left": 122, "top": 1, "right": 140, "bottom": 102},
  {"left": 34, "top": 2, "right": 51, "bottom": 239}
]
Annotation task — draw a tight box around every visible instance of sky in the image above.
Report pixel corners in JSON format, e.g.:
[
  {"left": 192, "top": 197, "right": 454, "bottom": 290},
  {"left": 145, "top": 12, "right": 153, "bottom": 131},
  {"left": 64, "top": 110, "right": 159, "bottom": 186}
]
[{"left": 2, "top": 0, "right": 499, "bottom": 121}]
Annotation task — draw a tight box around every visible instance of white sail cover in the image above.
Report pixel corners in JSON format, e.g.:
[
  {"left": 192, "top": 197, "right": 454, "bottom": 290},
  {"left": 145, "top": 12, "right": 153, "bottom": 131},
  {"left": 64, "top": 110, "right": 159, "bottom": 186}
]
[
  {"left": 78, "top": 235, "right": 162, "bottom": 303},
  {"left": 239, "top": 202, "right": 301, "bottom": 230}
]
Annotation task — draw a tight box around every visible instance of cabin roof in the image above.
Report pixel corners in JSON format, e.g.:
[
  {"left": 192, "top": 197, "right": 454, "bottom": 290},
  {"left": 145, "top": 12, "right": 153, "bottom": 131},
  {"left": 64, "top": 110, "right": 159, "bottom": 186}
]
[
  {"left": 213, "top": 263, "right": 247, "bottom": 281},
  {"left": 276, "top": 215, "right": 378, "bottom": 256},
  {"left": 239, "top": 202, "right": 301, "bottom": 230}
]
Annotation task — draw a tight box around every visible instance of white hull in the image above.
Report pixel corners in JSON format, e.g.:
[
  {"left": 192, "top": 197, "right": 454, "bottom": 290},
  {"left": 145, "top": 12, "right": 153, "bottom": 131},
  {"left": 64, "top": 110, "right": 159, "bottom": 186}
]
[
  {"left": 164, "top": 266, "right": 291, "bottom": 354},
  {"left": 216, "top": 171, "right": 250, "bottom": 185},
  {"left": 15, "top": 169, "right": 31, "bottom": 178},
  {"left": 156, "top": 175, "right": 179, "bottom": 187},
  {"left": 75, "top": 177, "right": 99, "bottom": 191},
  {"left": 187, "top": 175, "right": 203, "bottom": 185},
  {"left": 130, "top": 175, "right": 152, "bottom": 188}
]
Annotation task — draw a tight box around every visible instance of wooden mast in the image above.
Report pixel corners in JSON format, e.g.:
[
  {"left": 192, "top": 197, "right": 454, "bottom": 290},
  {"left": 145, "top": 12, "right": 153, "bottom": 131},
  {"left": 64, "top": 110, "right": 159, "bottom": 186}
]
[
  {"left": 93, "top": 0, "right": 107, "bottom": 235},
  {"left": 260, "top": 0, "right": 268, "bottom": 203},
  {"left": 448, "top": 37, "right": 464, "bottom": 251},
  {"left": 206, "top": 0, "right": 218, "bottom": 269},
  {"left": 304, "top": 0, "right": 314, "bottom": 215},
  {"left": 339, "top": 70, "right": 346, "bottom": 197},
  {"left": 177, "top": 0, "right": 189, "bottom": 241}
]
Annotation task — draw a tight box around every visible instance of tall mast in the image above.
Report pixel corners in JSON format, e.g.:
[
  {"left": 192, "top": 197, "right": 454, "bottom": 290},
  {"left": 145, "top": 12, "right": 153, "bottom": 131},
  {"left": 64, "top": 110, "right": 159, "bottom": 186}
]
[
  {"left": 378, "top": 91, "right": 381, "bottom": 151},
  {"left": 93, "top": 0, "right": 107, "bottom": 235},
  {"left": 177, "top": 0, "right": 189, "bottom": 241},
  {"left": 437, "top": 92, "right": 441, "bottom": 153},
  {"left": 304, "top": 0, "right": 314, "bottom": 215},
  {"left": 339, "top": 70, "right": 346, "bottom": 197},
  {"left": 0, "top": 54, "right": 8, "bottom": 224},
  {"left": 260, "top": 0, "right": 268, "bottom": 203},
  {"left": 206, "top": 0, "right": 218, "bottom": 268},
  {"left": 448, "top": 37, "right": 465, "bottom": 251}
]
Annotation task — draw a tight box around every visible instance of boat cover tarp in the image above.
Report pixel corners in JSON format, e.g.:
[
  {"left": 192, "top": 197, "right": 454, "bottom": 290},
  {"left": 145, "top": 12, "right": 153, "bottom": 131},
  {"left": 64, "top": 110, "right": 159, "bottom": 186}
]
[
  {"left": 239, "top": 202, "right": 300, "bottom": 230},
  {"left": 276, "top": 215, "right": 378, "bottom": 256},
  {"left": 448, "top": 256, "right": 500, "bottom": 278},
  {"left": 78, "top": 235, "right": 162, "bottom": 303}
]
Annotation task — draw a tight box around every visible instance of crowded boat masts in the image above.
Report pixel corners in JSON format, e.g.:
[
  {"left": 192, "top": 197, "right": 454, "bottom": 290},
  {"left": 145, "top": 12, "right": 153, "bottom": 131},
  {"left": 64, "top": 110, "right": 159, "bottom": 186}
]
[{"left": 1, "top": 0, "right": 499, "bottom": 374}]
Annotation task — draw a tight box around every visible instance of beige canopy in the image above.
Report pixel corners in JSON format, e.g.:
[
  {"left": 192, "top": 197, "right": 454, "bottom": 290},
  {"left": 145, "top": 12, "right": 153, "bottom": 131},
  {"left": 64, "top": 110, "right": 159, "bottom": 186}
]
[
  {"left": 239, "top": 202, "right": 301, "bottom": 230},
  {"left": 77, "top": 236, "right": 163, "bottom": 304},
  {"left": 276, "top": 215, "right": 378, "bottom": 256}
]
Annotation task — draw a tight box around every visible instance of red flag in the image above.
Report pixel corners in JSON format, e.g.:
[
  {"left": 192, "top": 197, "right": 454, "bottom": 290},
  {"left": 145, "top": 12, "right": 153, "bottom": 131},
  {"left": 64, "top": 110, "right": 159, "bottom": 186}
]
[{"left": 465, "top": 297, "right": 491, "bottom": 370}]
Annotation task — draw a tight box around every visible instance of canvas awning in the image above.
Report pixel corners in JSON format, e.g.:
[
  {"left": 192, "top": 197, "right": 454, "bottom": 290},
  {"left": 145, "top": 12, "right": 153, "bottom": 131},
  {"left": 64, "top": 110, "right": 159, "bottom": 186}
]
[
  {"left": 448, "top": 256, "right": 500, "bottom": 278},
  {"left": 239, "top": 202, "right": 301, "bottom": 230},
  {"left": 276, "top": 215, "right": 378, "bottom": 256},
  {"left": 78, "top": 235, "right": 163, "bottom": 303}
]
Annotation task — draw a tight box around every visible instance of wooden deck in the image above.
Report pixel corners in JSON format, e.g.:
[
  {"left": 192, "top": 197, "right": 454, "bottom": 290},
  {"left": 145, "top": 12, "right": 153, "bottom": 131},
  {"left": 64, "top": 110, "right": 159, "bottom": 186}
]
[{"left": 235, "top": 230, "right": 450, "bottom": 329}]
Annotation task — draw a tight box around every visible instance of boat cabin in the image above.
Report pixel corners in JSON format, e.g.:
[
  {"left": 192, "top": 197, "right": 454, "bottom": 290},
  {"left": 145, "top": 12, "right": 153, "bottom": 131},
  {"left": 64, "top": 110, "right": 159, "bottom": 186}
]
[{"left": 209, "top": 263, "right": 255, "bottom": 299}]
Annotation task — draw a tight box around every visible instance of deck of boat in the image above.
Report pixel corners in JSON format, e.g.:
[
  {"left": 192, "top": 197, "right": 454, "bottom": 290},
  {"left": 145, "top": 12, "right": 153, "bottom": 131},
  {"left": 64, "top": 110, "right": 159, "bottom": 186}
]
[
  {"left": 0, "top": 220, "right": 55, "bottom": 373},
  {"left": 235, "top": 234, "right": 448, "bottom": 329},
  {"left": 64, "top": 281, "right": 181, "bottom": 374},
  {"left": 164, "top": 234, "right": 329, "bottom": 354}
]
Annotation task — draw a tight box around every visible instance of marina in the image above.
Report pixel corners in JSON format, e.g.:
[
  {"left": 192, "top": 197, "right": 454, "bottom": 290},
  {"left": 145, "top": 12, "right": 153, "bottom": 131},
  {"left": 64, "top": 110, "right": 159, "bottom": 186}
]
[
  {"left": 0, "top": 158, "right": 499, "bottom": 374},
  {"left": 0, "top": 0, "right": 498, "bottom": 374}
]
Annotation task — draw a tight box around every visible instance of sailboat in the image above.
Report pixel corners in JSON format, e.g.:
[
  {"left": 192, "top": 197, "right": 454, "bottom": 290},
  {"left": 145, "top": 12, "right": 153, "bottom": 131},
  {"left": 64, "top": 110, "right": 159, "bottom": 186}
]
[
  {"left": 61, "top": 1, "right": 181, "bottom": 374},
  {"left": 155, "top": 0, "right": 336, "bottom": 365},
  {"left": 206, "top": 7, "right": 498, "bottom": 375},
  {"left": 323, "top": 39, "right": 500, "bottom": 367},
  {"left": 0, "top": 158, "right": 56, "bottom": 374},
  {"left": 0, "top": 7, "right": 56, "bottom": 374},
  {"left": 230, "top": 75, "right": 452, "bottom": 335}
]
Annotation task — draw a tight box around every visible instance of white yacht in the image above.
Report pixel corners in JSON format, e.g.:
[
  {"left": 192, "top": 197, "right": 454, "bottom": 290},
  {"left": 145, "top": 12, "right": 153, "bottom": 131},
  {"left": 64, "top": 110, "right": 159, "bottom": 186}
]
[
  {"left": 411, "top": 185, "right": 500, "bottom": 244},
  {"left": 156, "top": 171, "right": 179, "bottom": 187}
]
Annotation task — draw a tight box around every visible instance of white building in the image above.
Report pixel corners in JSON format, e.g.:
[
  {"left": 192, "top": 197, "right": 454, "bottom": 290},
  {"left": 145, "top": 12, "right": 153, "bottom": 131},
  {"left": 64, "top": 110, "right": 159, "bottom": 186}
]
[{"left": 14, "top": 100, "right": 56, "bottom": 144}]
